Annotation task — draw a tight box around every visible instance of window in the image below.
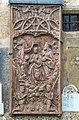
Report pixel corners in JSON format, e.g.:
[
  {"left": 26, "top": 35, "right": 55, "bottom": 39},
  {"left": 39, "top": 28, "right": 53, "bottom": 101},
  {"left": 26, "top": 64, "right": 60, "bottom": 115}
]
[{"left": 63, "top": 14, "right": 79, "bottom": 31}]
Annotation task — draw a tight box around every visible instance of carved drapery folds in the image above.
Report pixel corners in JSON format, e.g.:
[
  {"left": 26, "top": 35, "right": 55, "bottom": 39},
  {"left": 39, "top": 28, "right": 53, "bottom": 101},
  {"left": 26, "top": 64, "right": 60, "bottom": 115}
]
[{"left": 10, "top": 5, "right": 61, "bottom": 115}]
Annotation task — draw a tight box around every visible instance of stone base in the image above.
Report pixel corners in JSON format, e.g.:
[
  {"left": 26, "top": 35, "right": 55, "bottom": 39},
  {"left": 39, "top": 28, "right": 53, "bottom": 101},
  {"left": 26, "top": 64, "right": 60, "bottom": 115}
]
[{"left": 0, "top": 103, "right": 4, "bottom": 115}]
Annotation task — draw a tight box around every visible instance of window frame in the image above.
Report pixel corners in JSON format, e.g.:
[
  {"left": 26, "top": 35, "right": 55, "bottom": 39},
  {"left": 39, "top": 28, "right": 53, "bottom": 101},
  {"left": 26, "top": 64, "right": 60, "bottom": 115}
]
[{"left": 63, "top": 14, "right": 79, "bottom": 31}]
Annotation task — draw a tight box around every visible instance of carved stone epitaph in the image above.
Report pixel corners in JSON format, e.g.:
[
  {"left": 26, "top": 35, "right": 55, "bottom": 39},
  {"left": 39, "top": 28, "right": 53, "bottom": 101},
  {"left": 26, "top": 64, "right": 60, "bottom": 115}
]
[{"left": 10, "top": 5, "right": 61, "bottom": 115}]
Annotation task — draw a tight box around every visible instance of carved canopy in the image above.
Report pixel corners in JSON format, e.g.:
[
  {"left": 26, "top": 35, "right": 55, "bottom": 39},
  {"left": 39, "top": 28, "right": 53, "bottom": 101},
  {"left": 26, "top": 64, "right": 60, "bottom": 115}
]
[{"left": 10, "top": 5, "right": 61, "bottom": 115}]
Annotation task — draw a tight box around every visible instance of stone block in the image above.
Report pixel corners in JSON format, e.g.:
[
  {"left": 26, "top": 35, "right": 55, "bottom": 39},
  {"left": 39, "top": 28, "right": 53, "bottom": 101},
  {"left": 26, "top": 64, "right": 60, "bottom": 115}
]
[
  {"left": 62, "top": 85, "right": 79, "bottom": 112},
  {"left": 0, "top": 103, "right": 4, "bottom": 115}
]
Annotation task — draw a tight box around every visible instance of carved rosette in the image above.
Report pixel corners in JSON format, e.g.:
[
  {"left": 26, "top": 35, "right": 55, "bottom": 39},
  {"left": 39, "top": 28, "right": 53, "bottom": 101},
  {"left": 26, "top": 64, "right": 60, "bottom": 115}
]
[{"left": 10, "top": 5, "right": 61, "bottom": 115}]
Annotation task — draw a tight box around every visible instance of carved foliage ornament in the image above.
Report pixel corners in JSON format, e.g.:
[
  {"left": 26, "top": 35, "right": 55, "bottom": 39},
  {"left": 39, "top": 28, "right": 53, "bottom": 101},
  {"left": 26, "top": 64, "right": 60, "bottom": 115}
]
[{"left": 10, "top": 5, "right": 61, "bottom": 115}]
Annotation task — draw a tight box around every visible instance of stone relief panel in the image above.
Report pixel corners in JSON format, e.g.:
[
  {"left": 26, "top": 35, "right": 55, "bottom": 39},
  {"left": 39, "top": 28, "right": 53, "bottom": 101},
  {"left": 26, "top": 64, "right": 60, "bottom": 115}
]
[{"left": 10, "top": 5, "right": 61, "bottom": 115}]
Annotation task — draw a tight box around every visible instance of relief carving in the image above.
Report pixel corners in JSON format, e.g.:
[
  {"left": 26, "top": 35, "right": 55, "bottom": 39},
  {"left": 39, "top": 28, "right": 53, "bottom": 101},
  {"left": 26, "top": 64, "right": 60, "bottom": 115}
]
[
  {"left": 12, "top": 5, "right": 59, "bottom": 39},
  {"left": 10, "top": 5, "right": 61, "bottom": 114}
]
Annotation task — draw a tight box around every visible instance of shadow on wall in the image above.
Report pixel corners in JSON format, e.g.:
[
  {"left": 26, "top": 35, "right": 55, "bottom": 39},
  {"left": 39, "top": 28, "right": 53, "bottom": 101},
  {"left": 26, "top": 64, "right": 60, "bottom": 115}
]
[{"left": 0, "top": 48, "right": 9, "bottom": 113}]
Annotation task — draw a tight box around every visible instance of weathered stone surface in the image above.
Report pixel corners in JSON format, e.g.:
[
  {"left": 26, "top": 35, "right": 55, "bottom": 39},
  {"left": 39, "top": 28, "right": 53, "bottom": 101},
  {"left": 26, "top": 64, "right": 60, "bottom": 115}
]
[
  {"left": 0, "top": 38, "right": 10, "bottom": 48},
  {"left": 64, "top": 0, "right": 79, "bottom": 10},
  {"left": 0, "top": 4, "right": 10, "bottom": 39},
  {"left": 62, "top": 31, "right": 79, "bottom": 90},
  {"left": 10, "top": 5, "right": 61, "bottom": 115}
]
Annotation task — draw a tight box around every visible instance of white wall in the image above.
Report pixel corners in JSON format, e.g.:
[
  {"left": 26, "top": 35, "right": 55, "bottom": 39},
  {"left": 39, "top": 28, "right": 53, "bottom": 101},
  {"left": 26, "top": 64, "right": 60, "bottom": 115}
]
[
  {"left": 64, "top": 0, "right": 79, "bottom": 9},
  {"left": 2, "top": 0, "right": 9, "bottom": 3}
]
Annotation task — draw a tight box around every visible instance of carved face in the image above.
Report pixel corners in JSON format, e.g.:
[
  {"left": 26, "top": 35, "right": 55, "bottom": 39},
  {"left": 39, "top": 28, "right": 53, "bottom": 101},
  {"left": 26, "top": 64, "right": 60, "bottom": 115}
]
[
  {"left": 33, "top": 46, "right": 38, "bottom": 53},
  {"left": 17, "top": 43, "right": 23, "bottom": 50},
  {"left": 34, "top": 70, "right": 40, "bottom": 79},
  {"left": 20, "top": 85, "right": 25, "bottom": 93},
  {"left": 46, "top": 84, "right": 51, "bottom": 92}
]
